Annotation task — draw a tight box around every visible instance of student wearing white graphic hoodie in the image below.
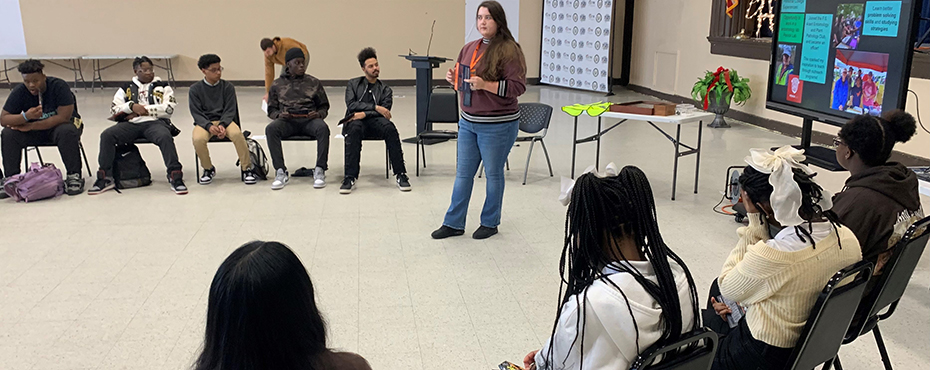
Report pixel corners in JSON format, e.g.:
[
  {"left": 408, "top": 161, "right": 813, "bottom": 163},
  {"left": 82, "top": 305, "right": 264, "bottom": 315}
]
[
  {"left": 89, "top": 56, "right": 187, "bottom": 195},
  {"left": 524, "top": 165, "right": 700, "bottom": 370}
]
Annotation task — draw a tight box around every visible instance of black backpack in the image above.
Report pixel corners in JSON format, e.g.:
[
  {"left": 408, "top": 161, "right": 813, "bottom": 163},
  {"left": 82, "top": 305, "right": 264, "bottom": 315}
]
[
  {"left": 238, "top": 131, "right": 269, "bottom": 180},
  {"left": 113, "top": 144, "right": 152, "bottom": 189}
]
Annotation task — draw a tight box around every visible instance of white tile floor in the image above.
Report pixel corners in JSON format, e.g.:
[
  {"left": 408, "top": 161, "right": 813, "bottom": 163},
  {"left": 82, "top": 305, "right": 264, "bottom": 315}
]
[{"left": 0, "top": 83, "right": 928, "bottom": 370}]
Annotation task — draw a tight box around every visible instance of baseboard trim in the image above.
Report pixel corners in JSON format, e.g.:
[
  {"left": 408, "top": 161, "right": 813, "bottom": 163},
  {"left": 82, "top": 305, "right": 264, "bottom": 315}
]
[
  {"left": 625, "top": 84, "right": 930, "bottom": 166},
  {"left": 1, "top": 77, "right": 541, "bottom": 89}
]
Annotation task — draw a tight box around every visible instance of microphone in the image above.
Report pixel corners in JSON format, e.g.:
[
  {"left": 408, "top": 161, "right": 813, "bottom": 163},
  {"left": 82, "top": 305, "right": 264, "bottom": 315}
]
[{"left": 426, "top": 20, "right": 436, "bottom": 56}]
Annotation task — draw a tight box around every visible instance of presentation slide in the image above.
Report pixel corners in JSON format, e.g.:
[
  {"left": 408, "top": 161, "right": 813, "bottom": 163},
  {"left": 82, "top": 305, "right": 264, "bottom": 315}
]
[
  {"left": 767, "top": 0, "right": 917, "bottom": 124},
  {"left": 540, "top": 0, "right": 613, "bottom": 93}
]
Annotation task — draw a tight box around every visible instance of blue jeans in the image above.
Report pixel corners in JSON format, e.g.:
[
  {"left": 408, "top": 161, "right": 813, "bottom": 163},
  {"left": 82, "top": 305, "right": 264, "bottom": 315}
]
[{"left": 443, "top": 118, "right": 519, "bottom": 230}]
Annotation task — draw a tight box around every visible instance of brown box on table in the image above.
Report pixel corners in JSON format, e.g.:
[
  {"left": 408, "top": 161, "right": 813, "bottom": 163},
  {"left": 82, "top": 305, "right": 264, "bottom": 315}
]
[{"left": 609, "top": 101, "right": 676, "bottom": 116}]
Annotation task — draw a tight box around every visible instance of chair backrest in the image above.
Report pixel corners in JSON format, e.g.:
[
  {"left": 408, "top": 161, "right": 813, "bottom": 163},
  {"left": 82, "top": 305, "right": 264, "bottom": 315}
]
[
  {"left": 518, "top": 102, "right": 554, "bottom": 135},
  {"left": 629, "top": 328, "right": 718, "bottom": 370},
  {"left": 786, "top": 260, "right": 873, "bottom": 370},
  {"left": 848, "top": 215, "right": 930, "bottom": 337},
  {"left": 426, "top": 86, "right": 460, "bottom": 125}
]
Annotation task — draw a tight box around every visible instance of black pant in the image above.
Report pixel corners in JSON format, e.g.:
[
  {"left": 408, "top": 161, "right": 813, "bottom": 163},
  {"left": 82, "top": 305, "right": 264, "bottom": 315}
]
[
  {"left": 265, "top": 117, "right": 330, "bottom": 171},
  {"left": 1, "top": 123, "right": 84, "bottom": 177},
  {"left": 98, "top": 119, "right": 181, "bottom": 177},
  {"left": 705, "top": 280, "right": 793, "bottom": 370},
  {"left": 343, "top": 116, "right": 406, "bottom": 178}
]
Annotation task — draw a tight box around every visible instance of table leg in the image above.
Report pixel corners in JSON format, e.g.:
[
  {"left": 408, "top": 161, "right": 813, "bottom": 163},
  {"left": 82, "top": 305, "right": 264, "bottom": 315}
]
[
  {"left": 596, "top": 116, "right": 602, "bottom": 169},
  {"left": 75, "top": 59, "right": 86, "bottom": 90},
  {"left": 694, "top": 120, "right": 703, "bottom": 194},
  {"left": 167, "top": 59, "right": 175, "bottom": 87},
  {"left": 672, "top": 123, "right": 681, "bottom": 201},
  {"left": 571, "top": 116, "right": 578, "bottom": 179}
]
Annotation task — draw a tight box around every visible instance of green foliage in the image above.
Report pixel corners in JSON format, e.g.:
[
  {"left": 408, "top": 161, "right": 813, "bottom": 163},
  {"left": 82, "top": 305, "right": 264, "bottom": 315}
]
[{"left": 691, "top": 68, "right": 752, "bottom": 107}]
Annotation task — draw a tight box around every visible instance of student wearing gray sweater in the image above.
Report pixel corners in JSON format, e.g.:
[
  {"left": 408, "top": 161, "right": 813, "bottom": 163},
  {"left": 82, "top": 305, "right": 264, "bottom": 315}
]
[{"left": 190, "top": 54, "right": 256, "bottom": 185}]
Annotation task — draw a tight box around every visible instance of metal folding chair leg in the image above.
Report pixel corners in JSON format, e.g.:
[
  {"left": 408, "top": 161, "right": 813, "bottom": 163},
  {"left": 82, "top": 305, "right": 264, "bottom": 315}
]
[
  {"left": 79, "top": 143, "right": 92, "bottom": 176},
  {"left": 385, "top": 146, "right": 389, "bottom": 179},
  {"left": 540, "top": 139, "right": 553, "bottom": 176},
  {"left": 523, "top": 140, "right": 536, "bottom": 185},
  {"left": 873, "top": 326, "right": 893, "bottom": 370},
  {"left": 26, "top": 143, "right": 93, "bottom": 177}
]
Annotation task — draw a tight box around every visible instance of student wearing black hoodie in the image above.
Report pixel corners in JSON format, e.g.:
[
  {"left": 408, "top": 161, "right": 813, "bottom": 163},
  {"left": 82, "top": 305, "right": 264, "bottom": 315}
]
[{"left": 833, "top": 110, "right": 923, "bottom": 274}]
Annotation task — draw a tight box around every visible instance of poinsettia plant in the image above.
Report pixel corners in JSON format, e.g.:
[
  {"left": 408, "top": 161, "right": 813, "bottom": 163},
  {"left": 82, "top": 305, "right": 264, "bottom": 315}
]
[{"left": 691, "top": 67, "right": 752, "bottom": 109}]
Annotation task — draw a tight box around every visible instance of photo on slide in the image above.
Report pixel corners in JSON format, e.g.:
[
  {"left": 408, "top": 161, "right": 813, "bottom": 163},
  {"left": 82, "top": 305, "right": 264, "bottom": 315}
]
[
  {"left": 831, "top": 50, "right": 888, "bottom": 116},
  {"left": 833, "top": 3, "right": 864, "bottom": 49},
  {"left": 775, "top": 44, "right": 796, "bottom": 86}
]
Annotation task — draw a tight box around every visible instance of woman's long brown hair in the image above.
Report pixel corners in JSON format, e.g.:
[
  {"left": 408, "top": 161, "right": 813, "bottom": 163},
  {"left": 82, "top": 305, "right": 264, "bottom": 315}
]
[{"left": 475, "top": 1, "right": 527, "bottom": 81}]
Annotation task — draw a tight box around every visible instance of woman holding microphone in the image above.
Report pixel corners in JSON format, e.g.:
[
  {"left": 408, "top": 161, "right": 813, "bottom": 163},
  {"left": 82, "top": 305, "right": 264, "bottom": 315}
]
[{"left": 431, "top": 0, "right": 527, "bottom": 240}]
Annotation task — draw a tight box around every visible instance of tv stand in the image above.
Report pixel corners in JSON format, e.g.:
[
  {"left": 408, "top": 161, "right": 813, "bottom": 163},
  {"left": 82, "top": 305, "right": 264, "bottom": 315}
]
[{"left": 772, "top": 118, "right": 844, "bottom": 171}]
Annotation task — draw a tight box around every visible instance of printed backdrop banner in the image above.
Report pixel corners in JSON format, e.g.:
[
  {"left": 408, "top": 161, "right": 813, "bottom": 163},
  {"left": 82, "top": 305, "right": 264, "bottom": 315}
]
[{"left": 541, "top": 0, "right": 614, "bottom": 92}]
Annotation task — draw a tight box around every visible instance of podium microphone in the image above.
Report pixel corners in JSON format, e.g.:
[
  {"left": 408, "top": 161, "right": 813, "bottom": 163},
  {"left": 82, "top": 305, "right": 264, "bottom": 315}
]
[{"left": 426, "top": 20, "right": 436, "bottom": 56}]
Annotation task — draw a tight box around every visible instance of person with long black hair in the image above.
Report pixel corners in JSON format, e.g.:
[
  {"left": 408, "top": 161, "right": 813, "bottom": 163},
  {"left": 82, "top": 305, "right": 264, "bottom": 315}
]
[
  {"left": 707, "top": 147, "right": 861, "bottom": 370},
  {"left": 833, "top": 111, "right": 922, "bottom": 275},
  {"left": 523, "top": 164, "right": 700, "bottom": 370},
  {"left": 194, "top": 241, "right": 371, "bottom": 370},
  {"left": 431, "top": 0, "right": 527, "bottom": 240}
]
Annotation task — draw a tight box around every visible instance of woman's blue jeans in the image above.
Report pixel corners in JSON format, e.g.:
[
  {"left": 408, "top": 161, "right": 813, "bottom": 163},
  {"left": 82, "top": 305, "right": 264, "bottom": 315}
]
[{"left": 442, "top": 118, "right": 519, "bottom": 230}]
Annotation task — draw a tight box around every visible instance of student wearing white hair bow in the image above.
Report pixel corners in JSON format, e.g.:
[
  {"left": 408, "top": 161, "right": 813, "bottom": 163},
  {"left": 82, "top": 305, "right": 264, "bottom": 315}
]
[{"left": 706, "top": 146, "right": 862, "bottom": 370}]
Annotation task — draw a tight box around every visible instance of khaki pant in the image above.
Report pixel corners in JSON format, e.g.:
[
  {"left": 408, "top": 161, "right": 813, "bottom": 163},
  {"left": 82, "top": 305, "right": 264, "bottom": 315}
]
[{"left": 192, "top": 121, "right": 251, "bottom": 170}]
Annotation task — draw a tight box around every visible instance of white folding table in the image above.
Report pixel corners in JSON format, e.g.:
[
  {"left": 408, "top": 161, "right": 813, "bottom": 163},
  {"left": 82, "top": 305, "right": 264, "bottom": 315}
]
[
  {"left": 83, "top": 54, "right": 178, "bottom": 91},
  {"left": 566, "top": 109, "right": 714, "bottom": 200},
  {"left": 0, "top": 55, "right": 86, "bottom": 89}
]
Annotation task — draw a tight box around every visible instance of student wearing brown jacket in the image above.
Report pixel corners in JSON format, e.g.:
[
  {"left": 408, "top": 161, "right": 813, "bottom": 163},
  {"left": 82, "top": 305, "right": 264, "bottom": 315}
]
[{"left": 260, "top": 37, "right": 309, "bottom": 101}]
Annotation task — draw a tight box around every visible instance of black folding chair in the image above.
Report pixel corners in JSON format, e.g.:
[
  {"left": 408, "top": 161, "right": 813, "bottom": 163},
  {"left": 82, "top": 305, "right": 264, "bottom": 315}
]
[
  {"left": 629, "top": 328, "right": 718, "bottom": 370},
  {"left": 785, "top": 260, "right": 873, "bottom": 370},
  {"left": 416, "top": 86, "right": 459, "bottom": 176},
  {"left": 194, "top": 135, "right": 234, "bottom": 180},
  {"left": 25, "top": 141, "right": 93, "bottom": 177},
  {"left": 833, "top": 216, "right": 930, "bottom": 370}
]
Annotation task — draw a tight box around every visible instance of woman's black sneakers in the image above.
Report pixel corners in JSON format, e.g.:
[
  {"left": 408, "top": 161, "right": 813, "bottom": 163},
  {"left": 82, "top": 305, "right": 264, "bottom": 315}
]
[
  {"left": 472, "top": 226, "right": 498, "bottom": 239},
  {"left": 431, "top": 225, "right": 465, "bottom": 239}
]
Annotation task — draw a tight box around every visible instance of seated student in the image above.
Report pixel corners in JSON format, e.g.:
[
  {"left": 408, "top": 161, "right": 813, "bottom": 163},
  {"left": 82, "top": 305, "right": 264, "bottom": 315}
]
[
  {"left": 523, "top": 164, "right": 700, "bottom": 370},
  {"left": 341, "top": 47, "right": 411, "bottom": 194},
  {"left": 260, "top": 36, "right": 309, "bottom": 102},
  {"left": 189, "top": 54, "right": 257, "bottom": 185},
  {"left": 707, "top": 146, "right": 861, "bottom": 370},
  {"left": 88, "top": 56, "right": 187, "bottom": 195},
  {"left": 195, "top": 240, "right": 372, "bottom": 370},
  {"left": 265, "top": 48, "right": 330, "bottom": 190},
  {"left": 0, "top": 59, "right": 85, "bottom": 197},
  {"left": 834, "top": 111, "right": 923, "bottom": 275}
]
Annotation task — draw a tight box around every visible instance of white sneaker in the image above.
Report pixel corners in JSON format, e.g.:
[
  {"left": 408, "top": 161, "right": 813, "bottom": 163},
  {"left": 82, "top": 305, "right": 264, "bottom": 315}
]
[
  {"left": 271, "top": 168, "right": 289, "bottom": 190},
  {"left": 313, "top": 167, "right": 326, "bottom": 188}
]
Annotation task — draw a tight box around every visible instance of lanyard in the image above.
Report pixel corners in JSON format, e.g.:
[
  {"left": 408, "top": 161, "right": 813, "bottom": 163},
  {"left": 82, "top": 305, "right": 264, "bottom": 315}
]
[{"left": 469, "top": 42, "right": 486, "bottom": 73}]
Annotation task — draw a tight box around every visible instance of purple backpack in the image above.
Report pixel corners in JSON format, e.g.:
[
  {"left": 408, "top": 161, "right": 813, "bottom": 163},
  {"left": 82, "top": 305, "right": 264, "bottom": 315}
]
[{"left": 2, "top": 163, "right": 65, "bottom": 202}]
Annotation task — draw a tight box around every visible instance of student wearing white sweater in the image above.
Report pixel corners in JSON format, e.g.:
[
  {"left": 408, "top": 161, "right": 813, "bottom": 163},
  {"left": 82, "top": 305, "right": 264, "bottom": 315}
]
[
  {"left": 707, "top": 147, "right": 861, "bottom": 370},
  {"left": 523, "top": 164, "right": 700, "bottom": 370}
]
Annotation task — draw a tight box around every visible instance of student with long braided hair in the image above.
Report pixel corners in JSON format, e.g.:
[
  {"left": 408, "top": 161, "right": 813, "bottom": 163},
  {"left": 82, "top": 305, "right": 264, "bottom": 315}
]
[
  {"left": 707, "top": 146, "right": 861, "bottom": 370},
  {"left": 523, "top": 164, "right": 700, "bottom": 370}
]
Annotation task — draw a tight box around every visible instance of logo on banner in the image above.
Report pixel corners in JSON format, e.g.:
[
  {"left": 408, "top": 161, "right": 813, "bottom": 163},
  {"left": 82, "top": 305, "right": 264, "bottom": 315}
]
[
  {"left": 594, "top": 55, "right": 600, "bottom": 63},
  {"left": 598, "top": 0, "right": 604, "bottom": 8},
  {"left": 580, "top": 14, "right": 587, "bottom": 21},
  {"left": 787, "top": 75, "right": 803, "bottom": 103},
  {"left": 574, "top": 0, "right": 579, "bottom": 8}
]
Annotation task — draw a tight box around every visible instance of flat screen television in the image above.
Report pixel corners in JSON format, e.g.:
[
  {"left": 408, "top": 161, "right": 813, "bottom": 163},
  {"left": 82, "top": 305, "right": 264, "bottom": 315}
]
[{"left": 766, "top": 0, "right": 920, "bottom": 126}]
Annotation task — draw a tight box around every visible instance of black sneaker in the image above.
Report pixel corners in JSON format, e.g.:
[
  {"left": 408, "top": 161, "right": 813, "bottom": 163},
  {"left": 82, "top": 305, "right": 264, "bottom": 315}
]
[
  {"left": 340, "top": 177, "right": 356, "bottom": 194},
  {"left": 0, "top": 178, "right": 9, "bottom": 199},
  {"left": 473, "top": 226, "right": 499, "bottom": 239},
  {"left": 199, "top": 167, "right": 215, "bottom": 185},
  {"left": 396, "top": 173, "right": 412, "bottom": 192},
  {"left": 431, "top": 225, "right": 465, "bottom": 239},
  {"left": 169, "top": 171, "right": 188, "bottom": 195},
  {"left": 64, "top": 173, "right": 85, "bottom": 195},
  {"left": 242, "top": 168, "right": 257, "bottom": 185},
  {"left": 88, "top": 170, "right": 115, "bottom": 195}
]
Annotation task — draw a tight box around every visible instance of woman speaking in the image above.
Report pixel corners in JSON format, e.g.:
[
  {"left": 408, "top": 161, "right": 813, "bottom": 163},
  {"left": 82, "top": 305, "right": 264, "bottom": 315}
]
[{"left": 432, "top": 0, "right": 527, "bottom": 240}]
